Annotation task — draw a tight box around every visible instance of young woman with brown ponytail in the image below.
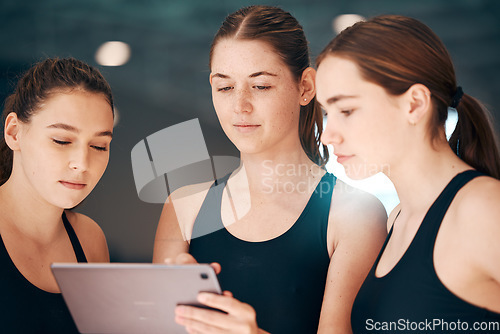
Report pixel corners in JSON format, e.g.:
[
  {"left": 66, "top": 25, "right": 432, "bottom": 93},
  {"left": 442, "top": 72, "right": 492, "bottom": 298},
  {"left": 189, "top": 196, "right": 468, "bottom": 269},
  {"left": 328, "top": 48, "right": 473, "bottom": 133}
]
[
  {"left": 153, "top": 5, "right": 388, "bottom": 334},
  {"left": 0, "top": 57, "right": 114, "bottom": 333},
  {"left": 316, "top": 15, "right": 500, "bottom": 333}
]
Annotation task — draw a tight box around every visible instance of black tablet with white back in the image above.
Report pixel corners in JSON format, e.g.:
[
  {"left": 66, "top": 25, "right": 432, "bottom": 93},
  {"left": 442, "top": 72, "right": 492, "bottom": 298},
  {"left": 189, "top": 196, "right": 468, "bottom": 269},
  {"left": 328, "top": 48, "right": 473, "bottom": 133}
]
[{"left": 51, "top": 263, "right": 222, "bottom": 334}]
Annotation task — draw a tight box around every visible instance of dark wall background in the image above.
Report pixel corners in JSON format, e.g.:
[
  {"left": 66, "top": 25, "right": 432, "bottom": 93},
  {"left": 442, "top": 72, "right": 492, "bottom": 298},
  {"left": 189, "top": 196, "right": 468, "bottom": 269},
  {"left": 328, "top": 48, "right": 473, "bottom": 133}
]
[{"left": 1, "top": 0, "right": 499, "bottom": 262}]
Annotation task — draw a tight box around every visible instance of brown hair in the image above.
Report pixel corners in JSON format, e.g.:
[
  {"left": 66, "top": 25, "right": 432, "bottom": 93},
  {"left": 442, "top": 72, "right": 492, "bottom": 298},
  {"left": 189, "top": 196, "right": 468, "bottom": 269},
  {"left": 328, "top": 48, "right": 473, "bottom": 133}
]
[
  {"left": 317, "top": 15, "right": 500, "bottom": 178},
  {"left": 0, "top": 57, "right": 114, "bottom": 185},
  {"left": 209, "top": 5, "right": 328, "bottom": 166}
]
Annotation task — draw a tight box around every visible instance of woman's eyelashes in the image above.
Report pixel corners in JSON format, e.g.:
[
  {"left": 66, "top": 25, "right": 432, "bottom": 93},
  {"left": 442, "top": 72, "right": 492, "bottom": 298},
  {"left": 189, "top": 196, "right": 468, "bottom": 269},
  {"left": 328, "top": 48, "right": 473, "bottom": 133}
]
[
  {"left": 91, "top": 145, "right": 108, "bottom": 152},
  {"left": 321, "top": 108, "right": 355, "bottom": 118},
  {"left": 341, "top": 109, "right": 354, "bottom": 116},
  {"left": 52, "top": 138, "right": 108, "bottom": 152},
  {"left": 216, "top": 84, "right": 272, "bottom": 92},
  {"left": 53, "top": 139, "right": 70, "bottom": 146}
]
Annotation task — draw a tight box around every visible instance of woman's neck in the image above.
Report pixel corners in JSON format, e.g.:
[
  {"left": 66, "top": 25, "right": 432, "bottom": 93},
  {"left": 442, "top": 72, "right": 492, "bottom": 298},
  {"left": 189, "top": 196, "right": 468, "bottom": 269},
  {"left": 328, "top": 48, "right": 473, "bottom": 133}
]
[
  {"left": 387, "top": 140, "right": 470, "bottom": 216},
  {"left": 0, "top": 176, "right": 64, "bottom": 242}
]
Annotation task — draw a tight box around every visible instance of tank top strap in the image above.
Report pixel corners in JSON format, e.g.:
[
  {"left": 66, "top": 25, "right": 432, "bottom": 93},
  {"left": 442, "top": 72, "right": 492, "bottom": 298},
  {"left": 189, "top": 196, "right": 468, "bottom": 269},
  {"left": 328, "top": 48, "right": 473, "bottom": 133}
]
[
  {"left": 309, "top": 173, "right": 335, "bottom": 228},
  {"left": 417, "top": 169, "right": 485, "bottom": 257},
  {"left": 191, "top": 173, "right": 231, "bottom": 239},
  {"left": 371, "top": 211, "right": 398, "bottom": 272},
  {"left": 314, "top": 173, "right": 336, "bottom": 206},
  {"left": 62, "top": 212, "right": 88, "bottom": 263},
  {"left": 296, "top": 172, "right": 335, "bottom": 253},
  {"left": 217, "top": 173, "right": 231, "bottom": 188}
]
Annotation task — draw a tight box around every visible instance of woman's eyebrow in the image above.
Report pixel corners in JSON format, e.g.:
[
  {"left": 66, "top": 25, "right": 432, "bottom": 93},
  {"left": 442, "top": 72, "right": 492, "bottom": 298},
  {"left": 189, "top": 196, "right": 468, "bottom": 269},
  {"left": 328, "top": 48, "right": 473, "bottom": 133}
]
[
  {"left": 325, "top": 94, "right": 359, "bottom": 105},
  {"left": 47, "top": 123, "right": 78, "bottom": 132},
  {"left": 211, "top": 73, "right": 229, "bottom": 80},
  {"left": 210, "top": 71, "right": 278, "bottom": 80},
  {"left": 47, "top": 123, "right": 113, "bottom": 138},
  {"left": 249, "top": 71, "right": 278, "bottom": 78}
]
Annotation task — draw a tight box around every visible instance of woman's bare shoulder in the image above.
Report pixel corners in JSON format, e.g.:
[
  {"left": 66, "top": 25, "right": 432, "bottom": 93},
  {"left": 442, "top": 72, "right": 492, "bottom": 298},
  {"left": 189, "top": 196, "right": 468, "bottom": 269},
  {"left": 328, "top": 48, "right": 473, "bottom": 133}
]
[
  {"left": 451, "top": 176, "right": 500, "bottom": 288},
  {"left": 152, "top": 180, "right": 217, "bottom": 263},
  {"left": 330, "top": 180, "right": 388, "bottom": 223},
  {"left": 167, "top": 180, "right": 215, "bottom": 227},
  {"left": 455, "top": 175, "right": 500, "bottom": 225},
  {"left": 329, "top": 180, "right": 388, "bottom": 244}
]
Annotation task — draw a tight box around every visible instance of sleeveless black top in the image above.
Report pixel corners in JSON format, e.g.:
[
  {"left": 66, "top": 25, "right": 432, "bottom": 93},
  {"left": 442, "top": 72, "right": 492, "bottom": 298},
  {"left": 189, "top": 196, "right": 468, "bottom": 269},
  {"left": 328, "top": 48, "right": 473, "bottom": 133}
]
[
  {"left": 189, "top": 173, "right": 336, "bottom": 334},
  {"left": 0, "top": 212, "right": 87, "bottom": 333},
  {"left": 352, "top": 170, "right": 500, "bottom": 333}
]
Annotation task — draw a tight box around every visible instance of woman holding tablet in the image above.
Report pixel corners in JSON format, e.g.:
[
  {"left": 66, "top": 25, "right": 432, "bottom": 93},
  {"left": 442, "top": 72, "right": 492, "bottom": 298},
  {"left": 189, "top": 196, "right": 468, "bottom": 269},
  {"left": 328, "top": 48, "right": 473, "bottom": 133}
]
[
  {"left": 0, "top": 57, "right": 114, "bottom": 333},
  {"left": 153, "top": 5, "right": 387, "bottom": 333}
]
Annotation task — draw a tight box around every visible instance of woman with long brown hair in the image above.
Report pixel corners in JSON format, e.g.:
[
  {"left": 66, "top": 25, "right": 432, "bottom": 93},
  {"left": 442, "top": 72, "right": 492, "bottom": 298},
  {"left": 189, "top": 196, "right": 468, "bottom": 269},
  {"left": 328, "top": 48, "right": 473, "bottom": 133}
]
[
  {"left": 316, "top": 15, "right": 500, "bottom": 333},
  {"left": 0, "top": 57, "right": 114, "bottom": 333},
  {"left": 153, "top": 5, "right": 387, "bottom": 334}
]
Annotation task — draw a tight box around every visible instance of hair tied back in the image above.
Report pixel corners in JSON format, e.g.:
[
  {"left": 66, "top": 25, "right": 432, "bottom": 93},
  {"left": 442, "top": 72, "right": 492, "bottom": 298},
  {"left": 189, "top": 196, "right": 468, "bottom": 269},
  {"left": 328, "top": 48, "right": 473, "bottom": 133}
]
[{"left": 450, "top": 86, "right": 464, "bottom": 109}]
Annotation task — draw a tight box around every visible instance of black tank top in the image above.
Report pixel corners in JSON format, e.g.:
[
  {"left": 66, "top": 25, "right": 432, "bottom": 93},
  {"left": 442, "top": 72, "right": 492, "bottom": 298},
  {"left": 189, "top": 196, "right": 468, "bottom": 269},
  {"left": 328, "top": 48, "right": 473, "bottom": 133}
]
[
  {"left": 0, "top": 212, "right": 87, "bottom": 333},
  {"left": 189, "top": 173, "right": 335, "bottom": 334},
  {"left": 351, "top": 170, "right": 500, "bottom": 333}
]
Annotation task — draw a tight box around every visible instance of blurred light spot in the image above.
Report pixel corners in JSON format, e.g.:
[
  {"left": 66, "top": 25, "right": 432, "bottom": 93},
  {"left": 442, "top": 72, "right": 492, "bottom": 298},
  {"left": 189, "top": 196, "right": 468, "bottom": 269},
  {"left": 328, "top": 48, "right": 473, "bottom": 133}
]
[
  {"left": 95, "top": 41, "right": 131, "bottom": 66},
  {"left": 332, "top": 14, "right": 365, "bottom": 34},
  {"left": 113, "top": 107, "right": 120, "bottom": 127},
  {"left": 445, "top": 109, "right": 458, "bottom": 139}
]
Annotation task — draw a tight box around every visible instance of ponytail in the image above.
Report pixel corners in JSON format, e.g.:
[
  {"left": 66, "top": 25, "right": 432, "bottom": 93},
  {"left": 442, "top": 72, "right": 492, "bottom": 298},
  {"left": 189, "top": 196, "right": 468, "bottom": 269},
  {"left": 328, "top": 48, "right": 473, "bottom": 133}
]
[
  {"left": 299, "top": 98, "right": 329, "bottom": 166},
  {"left": 0, "top": 139, "right": 13, "bottom": 186},
  {"left": 449, "top": 94, "right": 500, "bottom": 179}
]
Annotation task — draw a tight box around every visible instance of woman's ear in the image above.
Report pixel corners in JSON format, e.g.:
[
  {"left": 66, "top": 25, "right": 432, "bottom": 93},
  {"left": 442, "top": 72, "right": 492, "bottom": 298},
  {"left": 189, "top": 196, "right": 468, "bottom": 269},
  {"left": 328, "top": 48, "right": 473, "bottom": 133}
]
[
  {"left": 4, "top": 112, "right": 21, "bottom": 151},
  {"left": 300, "top": 67, "right": 316, "bottom": 106},
  {"left": 404, "top": 83, "right": 432, "bottom": 126}
]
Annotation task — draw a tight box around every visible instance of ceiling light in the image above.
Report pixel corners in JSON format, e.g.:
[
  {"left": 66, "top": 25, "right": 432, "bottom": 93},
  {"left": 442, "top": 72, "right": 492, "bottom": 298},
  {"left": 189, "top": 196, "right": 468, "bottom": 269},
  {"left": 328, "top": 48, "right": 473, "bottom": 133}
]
[
  {"left": 95, "top": 41, "right": 131, "bottom": 66},
  {"left": 332, "top": 14, "right": 365, "bottom": 34}
]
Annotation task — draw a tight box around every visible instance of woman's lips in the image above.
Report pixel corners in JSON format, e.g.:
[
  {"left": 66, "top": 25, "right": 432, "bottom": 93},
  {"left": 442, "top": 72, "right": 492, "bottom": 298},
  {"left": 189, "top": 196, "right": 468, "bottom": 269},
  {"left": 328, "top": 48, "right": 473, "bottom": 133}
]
[
  {"left": 335, "top": 154, "right": 354, "bottom": 164},
  {"left": 59, "top": 181, "right": 86, "bottom": 190},
  {"left": 233, "top": 124, "right": 261, "bottom": 133}
]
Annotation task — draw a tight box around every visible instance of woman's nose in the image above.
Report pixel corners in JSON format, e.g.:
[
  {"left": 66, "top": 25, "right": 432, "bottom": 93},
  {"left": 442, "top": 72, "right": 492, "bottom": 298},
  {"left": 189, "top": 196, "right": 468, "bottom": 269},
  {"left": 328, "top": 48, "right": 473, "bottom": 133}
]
[
  {"left": 234, "top": 87, "right": 252, "bottom": 114},
  {"left": 68, "top": 147, "right": 89, "bottom": 172},
  {"left": 321, "top": 117, "right": 343, "bottom": 146}
]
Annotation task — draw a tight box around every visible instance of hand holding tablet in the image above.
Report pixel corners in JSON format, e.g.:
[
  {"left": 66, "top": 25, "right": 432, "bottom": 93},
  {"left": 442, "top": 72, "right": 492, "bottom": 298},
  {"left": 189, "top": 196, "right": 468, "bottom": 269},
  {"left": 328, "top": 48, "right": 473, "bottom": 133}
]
[{"left": 51, "top": 263, "right": 222, "bottom": 334}]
